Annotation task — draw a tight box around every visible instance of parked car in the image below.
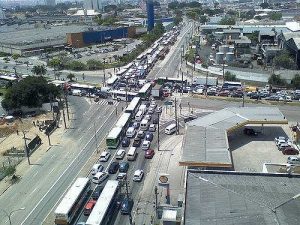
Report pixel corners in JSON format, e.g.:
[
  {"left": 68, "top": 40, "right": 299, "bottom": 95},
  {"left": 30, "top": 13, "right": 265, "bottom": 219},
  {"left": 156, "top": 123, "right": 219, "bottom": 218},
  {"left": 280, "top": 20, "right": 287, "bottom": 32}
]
[
  {"left": 137, "top": 130, "right": 145, "bottom": 139},
  {"left": 282, "top": 147, "right": 299, "bottom": 155},
  {"left": 91, "top": 164, "right": 104, "bottom": 175},
  {"left": 145, "top": 149, "right": 155, "bottom": 159},
  {"left": 243, "top": 128, "right": 257, "bottom": 136},
  {"left": 120, "top": 198, "right": 134, "bottom": 215},
  {"left": 218, "top": 90, "right": 230, "bottom": 97},
  {"left": 278, "top": 143, "right": 291, "bottom": 151},
  {"left": 84, "top": 200, "right": 97, "bottom": 216},
  {"left": 149, "top": 124, "right": 156, "bottom": 132},
  {"left": 92, "top": 185, "right": 104, "bottom": 200},
  {"left": 99, "top": 151, "right": 111, "bottom": 162},
  {"left": 287, "top": 156, "right": 300, "bottom": 164},
  {"left": 133, "top": 169, "right": 144, "bottom": 182},
  {"left": 122, "top": 137, "right": 130, "bottom": 147},
  {"left": 145, "top": 132, "right": 153, "bottom": 141},
  {"left": 231, "top": 91, "right": 243, "bottom": 98},
  {"left": 119, "top": 161, "right": 129, "bottom": 172},
  {"left": 133, "top": 137, "right": 142, "bottom": 147},
  {"left": 274, "top": 136, "right": 287, "bottom": 142},
  {"left": 108, "top": 162, "right": 119, "bottom": 174}
]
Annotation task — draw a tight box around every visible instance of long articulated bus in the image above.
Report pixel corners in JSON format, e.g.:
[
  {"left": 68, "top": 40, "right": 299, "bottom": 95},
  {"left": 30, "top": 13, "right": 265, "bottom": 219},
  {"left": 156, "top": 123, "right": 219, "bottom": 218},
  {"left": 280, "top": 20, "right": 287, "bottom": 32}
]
[
  {"left": 54, "top": 178, "right": 91, "bottom": 225},
  {"left": 106, "top": 76, "right": 118, "bottom": 87},
  {"left": 106, "top": 127, "right": 123, "bottom": 149},
  {"left": 138, "top": 83, "right": 152, "bottom": 100},
  {"left": 156, "top": 77, "right": 187, "bottom": 85},
  {"left": 110, "top": 90, "right": 138, "bottom": 102},
  {"left": 125, "top": 97, "right": 141, "bottom": 116},
  {"left": 115, "top": 113, "right": 131, "bottom": 131},
  {"left": 86, "top": 180, "right": 119, "bottom": 225}
]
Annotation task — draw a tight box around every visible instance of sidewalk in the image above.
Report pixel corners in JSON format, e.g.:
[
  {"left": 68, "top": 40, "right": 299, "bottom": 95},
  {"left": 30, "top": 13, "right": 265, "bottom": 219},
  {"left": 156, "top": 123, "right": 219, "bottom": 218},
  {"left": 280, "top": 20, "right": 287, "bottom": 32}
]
[{"left": 0, "top": 110, "right": 73, "bottom": 196}]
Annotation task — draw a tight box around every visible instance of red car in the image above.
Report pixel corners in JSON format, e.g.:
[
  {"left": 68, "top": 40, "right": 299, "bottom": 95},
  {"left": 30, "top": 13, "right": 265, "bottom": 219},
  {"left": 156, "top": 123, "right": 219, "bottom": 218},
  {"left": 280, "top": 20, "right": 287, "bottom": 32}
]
[
  {"left": 84, "top": 200, "right": 97, "bottom": 216},
  {"left": 145, "top": 149, "right": 155, "bottom": 159},
  {"left": 218, "top": 90, "right": 230, "bottom": 97},
  {"left": 282, "top": 147, "right": 299, "bottom": 155}
]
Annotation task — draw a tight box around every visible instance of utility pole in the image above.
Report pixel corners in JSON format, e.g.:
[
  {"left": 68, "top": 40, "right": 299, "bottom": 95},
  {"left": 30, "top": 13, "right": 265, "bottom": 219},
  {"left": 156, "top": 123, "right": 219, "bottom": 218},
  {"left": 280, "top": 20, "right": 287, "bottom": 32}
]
[
  {"left": 157, "top": 112, "right": 160, "bottom": 151},
  {"left": 22, "top": 131, "right": 30, "bottom": 165},
  {"left": 154, "top": 186, "right": 158, "bottom": 218},
  {"left": 64, "top": 92, "right": 70, "bottom": 120},
  {"left": 125, "top": 176, "right": 133, "bottom": 225},
  {"left": 93, "top": 122, "right": 99, "bottom": 153},
  {"left": 205, "top": 71, "right": 208, "bottom": 96},
  {"left": 103, "top": 58, "right": 106, "bottom": 86},
  {"left": 181, "top": 71, "right": 184, "bottom": 95},
  {"left": 60, "top": 97, "right": 67, "bottom": 129},
  {"left": 174, "top": 98, "right": 179, "bottom": 134},
  {"left": 125, "top": 78, "right": 128, "bottom": 107},
  {"left": 222, "top": 60, "right": 225, "bottom": 81}
]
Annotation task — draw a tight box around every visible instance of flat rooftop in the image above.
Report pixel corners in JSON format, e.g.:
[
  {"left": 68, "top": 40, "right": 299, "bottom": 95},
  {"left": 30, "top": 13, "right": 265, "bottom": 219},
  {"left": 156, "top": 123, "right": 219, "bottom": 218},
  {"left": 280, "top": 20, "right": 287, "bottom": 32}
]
[{"left": 185, "top": 170, "right": 300, "bottom": 225}]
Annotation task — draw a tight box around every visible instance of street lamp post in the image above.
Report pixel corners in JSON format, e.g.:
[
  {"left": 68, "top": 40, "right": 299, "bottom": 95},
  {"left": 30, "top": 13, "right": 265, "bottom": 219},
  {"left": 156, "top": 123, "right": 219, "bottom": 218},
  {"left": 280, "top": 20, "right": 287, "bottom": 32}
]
[
  {"left": 0, "top": 207, "right": 25, "bottom": 225},
  {"left": 157, "top": 112, "right": 161, "bottom": 151}
]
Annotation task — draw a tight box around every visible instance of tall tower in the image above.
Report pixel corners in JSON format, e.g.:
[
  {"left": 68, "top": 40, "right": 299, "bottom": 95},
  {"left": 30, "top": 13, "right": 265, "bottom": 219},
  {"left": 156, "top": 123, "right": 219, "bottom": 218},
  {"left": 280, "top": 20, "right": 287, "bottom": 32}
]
[{"left": 146, "top": 0, "right": 154, "bottom": 32}]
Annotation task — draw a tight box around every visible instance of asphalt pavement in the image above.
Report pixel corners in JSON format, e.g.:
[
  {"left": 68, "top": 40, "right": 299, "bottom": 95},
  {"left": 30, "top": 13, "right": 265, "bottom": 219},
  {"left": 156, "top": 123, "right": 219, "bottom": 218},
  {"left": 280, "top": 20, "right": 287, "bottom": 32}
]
[{"left": 0, "top": 96, "right": 122, "bottom": 225}]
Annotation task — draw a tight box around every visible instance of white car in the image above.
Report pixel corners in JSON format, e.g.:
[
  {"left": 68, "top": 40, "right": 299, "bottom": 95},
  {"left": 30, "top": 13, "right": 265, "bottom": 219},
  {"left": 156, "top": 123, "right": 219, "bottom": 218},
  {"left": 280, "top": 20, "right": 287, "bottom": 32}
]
[
  {"left": 92, "top": 172, "right": 109, "bottom": 184},
  {"left": 148, "top": 107, "right": 155, "bottom": 114},
  {"left": 149, "top": 124, "right": 156, "bottom": 132},
  {"left": 91, "top": 164, "right": 104, "bottom": 175},
  {"left": 116, "top": 172, "right": 127, "bottom": 181},
  {"left": 133, "top": 170, "right": 144, "bottom": 182},
  {"left": 145, "top": 114, "right": 152, "bottom": 121},
  {"left": 116, "top": 149, "right": 126, "bottom": 160},
  {"left": 155, "top": 106, "right": 162, "bottom": 113},
  {"left": 99, "top": 151, "right": 111, "bottom": 162},
  {"left": 274, "top": 136, "right": 286, "bottom": 142},
  {"left": 142, "top": 140, "right": 150, "bottom": 150},
  {"left": 287, "top": 156, "right": 300, "bottom": 165}
]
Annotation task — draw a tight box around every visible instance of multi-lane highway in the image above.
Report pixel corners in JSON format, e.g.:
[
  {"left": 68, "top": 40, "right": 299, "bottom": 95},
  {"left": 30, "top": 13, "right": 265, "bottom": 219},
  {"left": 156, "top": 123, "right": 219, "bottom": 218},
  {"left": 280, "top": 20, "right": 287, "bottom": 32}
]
[{"left": 0, "top": 96, "right": 124, "bottom": 225}]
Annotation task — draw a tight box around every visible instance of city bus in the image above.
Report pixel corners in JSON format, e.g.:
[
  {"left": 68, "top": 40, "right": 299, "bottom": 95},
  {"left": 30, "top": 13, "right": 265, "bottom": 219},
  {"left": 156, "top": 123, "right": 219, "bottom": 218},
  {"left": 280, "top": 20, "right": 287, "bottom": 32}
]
[
  {"left": 222, "top": 81, "right": 242, "bottom": 90},
  {"left": 111, "top": 90, "right": 138, "bottom": 102},
  {"left": 125, "top": 97, "right": 141, "bottom": 116},
  {"left": 138, "top": 83, "right": 152, "bottom": 100},
  {"left": 86, "top": 180, "right": 119, "bottom": 225},
  {"left": 106, "top": 127, "right": 123, "bottom": 149},
  {"left": 106, "top": 76, "right": 118, "bottom": 87},
  {"left": 54, "top": 177, "right": 91, "bottom": 225},
  {"left": 115, "top": 113, "right": 131, "bottom": 131}
]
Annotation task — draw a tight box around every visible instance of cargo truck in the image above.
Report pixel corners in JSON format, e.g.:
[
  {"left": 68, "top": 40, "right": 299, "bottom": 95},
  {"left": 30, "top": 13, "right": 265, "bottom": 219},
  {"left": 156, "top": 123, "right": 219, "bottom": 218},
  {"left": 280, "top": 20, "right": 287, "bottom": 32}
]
[{"left": 151, "top": 84, "right": 163, "bottom": 99}]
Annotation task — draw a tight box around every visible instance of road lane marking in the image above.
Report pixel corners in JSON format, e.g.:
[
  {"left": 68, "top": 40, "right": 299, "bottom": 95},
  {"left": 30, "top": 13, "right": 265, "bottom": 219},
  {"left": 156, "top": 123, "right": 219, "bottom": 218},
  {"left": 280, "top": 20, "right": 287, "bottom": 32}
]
[
  {"left": 49, "top": 168, "right": 55, "bottom": 175},
  {"left": 39, "top": 104, "right": 119, "bottom": 225},
  {"left": 33, "top": 171, "right": 38, "bottom": 178}
]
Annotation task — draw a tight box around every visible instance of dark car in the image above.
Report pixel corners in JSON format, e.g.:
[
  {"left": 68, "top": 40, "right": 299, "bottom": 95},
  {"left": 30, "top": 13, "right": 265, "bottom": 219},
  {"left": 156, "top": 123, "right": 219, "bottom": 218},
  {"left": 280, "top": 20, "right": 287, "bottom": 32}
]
[
  {"left": 122, "top": 137, "right": 130, "bottom": 147},
  {"left": 282, "top": 147, "right": 299, "bottom": 155},
  {"left": 120, "top": 198, "right": 134, "bottom": 215},
  {"left": 145, "top": 132, "right": 153, "bottom": 141},
  {"left": 119, "top": 162, "right": 129, "bottom": 172},
  {"left": 145, "top": 149, "right": 155, "bottom": 159},
  {"left": 92, "top": 185, "right": 104, "bottom": 200},
  {"left": 207, "top": 90, "right": 217, "bottom": 96},
  {"left": 133, "top": 138, "right": 141, "bottom": 147},
  {"left": 183, "top": 115, "right": 197, "bottom": 123},
  {"left": 218, "top": 90, "right": 230, "bottom": 97},
  {"left": 231, "top": 91, "right": 244, "bottom": 98},
  {"left": 152, "top": 116, "right": 159, "bottom": 124},
  {"left": 137, "top": 131, "right": 145, "bottom": 138},
  {"left": 243, "top": 128, "right": 257, "bottom": 136},
  {"left": 108, "top": 162, "right": 119, "bottom": 174}
]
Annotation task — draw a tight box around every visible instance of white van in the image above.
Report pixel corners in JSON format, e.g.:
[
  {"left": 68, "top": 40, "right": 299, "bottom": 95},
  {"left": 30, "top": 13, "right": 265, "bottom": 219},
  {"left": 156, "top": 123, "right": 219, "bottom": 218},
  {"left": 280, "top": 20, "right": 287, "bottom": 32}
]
[
  {"left": 135, "top": 111, "right": 143, "bottom": 122},
  {"left": 126, "top": 127, "right": 136, "bottom": 138},
  {"left": 139, "top": 104, "right": 147, "bottom": 114},
  {"left": 127, "top": 147, "right": 137, "bottom": 161},
  {"left": 165, "top": 123, "right": 176, "bottom": 135},
  {"left": 140, "top": 119, "right": 149, "bottom": 131}
]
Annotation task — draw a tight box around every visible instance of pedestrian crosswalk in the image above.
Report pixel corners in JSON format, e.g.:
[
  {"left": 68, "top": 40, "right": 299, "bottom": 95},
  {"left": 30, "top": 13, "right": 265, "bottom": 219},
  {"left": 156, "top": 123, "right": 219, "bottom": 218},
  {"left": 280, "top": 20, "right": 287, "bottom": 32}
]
[{"left": 94, "top": 99, "right": 118, "bottom": 106}]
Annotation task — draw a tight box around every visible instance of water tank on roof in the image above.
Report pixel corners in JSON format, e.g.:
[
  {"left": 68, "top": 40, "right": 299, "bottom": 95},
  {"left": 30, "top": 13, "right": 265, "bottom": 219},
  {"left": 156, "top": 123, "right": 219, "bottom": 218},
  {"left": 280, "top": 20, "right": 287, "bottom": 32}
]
[
  {"left": 226, "top": 52, "right": 234, "bottom": 62},
  {"left": 215, "top": 52, "right": 224, "bottom": 64}
]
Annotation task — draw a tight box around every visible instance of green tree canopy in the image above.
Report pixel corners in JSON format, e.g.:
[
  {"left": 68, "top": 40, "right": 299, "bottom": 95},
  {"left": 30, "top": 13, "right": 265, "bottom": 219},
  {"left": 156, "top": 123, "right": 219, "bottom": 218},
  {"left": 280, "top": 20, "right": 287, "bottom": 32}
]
[
  {"left": 86, "top": 59, "right": 104, "bottom": 70},
  {"left": 224, "top": 71, "right": 238, "bottom": 81},
  {"left": 260, "top": 2, "right": 270, "bottom": 9},
  {"left": 67, "top": 73, "right": 75, "bottom": 81},
  {"left": 12, "top": 54, "right": 20, "bottom": 61},
  {"left": 65, "top": 61, "right": 86, "bottom": 71},
  {"left": 268, "top": 74, "right": 287, "bottom": 86},
  {"left": 269, "top": 12, "right": 282, "bottom": 21},
  {"left": 219, "top": 17, "right": 236, "bottom": 25},
  {"left": 274, "top": 51, "right": 297, "bottom": 69},
  {"left": 31, "top": 65, "right": 47, "bottom": 76},
  {"left": 1, "top": 76, "right": 61, "bottom": 110},
  {"left": 291, "top": 74, "right": 300, "bottom": 89}
]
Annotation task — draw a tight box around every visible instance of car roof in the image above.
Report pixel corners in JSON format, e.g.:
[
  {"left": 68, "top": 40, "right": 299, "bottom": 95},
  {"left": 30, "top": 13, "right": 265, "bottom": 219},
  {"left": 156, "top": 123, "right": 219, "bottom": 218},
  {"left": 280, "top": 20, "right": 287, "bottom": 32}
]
[
  {"left": 134, "top": 170, "right": 142, "bottom": 175},
  {"left": 117, "top": 149, "right": 125, "bottom": 153},
  {"left": 101, "top": 151, "right": 108, "bottom": 156}
]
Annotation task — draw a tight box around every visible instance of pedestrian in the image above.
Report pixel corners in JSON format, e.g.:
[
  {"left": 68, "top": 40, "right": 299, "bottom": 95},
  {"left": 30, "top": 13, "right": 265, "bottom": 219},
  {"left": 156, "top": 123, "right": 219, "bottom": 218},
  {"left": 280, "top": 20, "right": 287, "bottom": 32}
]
[
  {"left": 33, "top": 121, "right": 36, "bottom": 127},
  {"left": 16, "top": 129, "right": 19, "bottom": 135}
]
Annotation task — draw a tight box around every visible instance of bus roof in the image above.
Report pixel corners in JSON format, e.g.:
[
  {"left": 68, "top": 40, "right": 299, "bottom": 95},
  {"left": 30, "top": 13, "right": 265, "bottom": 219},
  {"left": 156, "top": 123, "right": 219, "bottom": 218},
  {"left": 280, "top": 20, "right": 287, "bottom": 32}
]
[
  {"left": 55, "top": 177, "right": 89, "bottom": 215},
  {"left": 138, "top": 83, "right": 152, "bottom": 94},
  {"left": 106, "top": 76, "right": 118, "bottom": 85},
  {"left": 70, "top": 83, "right": 95, "bottom": 89},
  {"left": 125, "top": 97, "right": 141, "bottom": 112},
  {"left": 111, "top": 90, "right": 138, "bottom": 96},
  {"left": 107, "top": 127, "right": 123, "bottom": 139},
  {"left": 115, "top": 113, "right": 131, "bottom": 128},
  {"left": 116, "top": 68, "right": 127, "bottom": 76},
  {"left": 86, "top": 180, "right": 119, "bottom": 225}
]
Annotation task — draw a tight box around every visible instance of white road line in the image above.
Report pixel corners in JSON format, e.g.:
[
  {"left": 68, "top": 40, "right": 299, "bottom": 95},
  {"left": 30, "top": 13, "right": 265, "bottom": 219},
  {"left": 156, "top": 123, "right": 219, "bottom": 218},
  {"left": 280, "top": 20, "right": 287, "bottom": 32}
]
[
  {"left": 40, "top": 104, "right": 119, "bottom": 225},
  {"left": 50, "top": 154, "right": 56, "bottom": 159},
  {"left": 49, "top": 168, "right": 55, "bottom": 175},
  {"left": 33, "top": 171, "right": 38, "bottom": 178},
  {"left": 31, "top": 187, "right": 38, "bottom": 194}
]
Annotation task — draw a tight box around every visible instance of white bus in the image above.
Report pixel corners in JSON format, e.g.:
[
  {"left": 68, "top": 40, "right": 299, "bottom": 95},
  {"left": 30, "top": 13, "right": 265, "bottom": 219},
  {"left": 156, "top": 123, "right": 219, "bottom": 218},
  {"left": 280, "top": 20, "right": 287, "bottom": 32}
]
[
  {"left": 54, "top": 177, "right": 91, "bottom": 225},
  {"left": 111, "top": 90, "right": 138, "bottom": 102},
  {"left": 115, "top": 113, "right": 131, "bottom": 129},
  {"left": 106, "top": 127, "right": 123, "bottom": 149},
  {"left": 86, "top": 180, "right": 119, "bottom": 225},
  {"left": 138, "top": 83, "right": 152, "bottom": 100},
  {"left": 125, "top": 97, "right": 141, "bottom": 115},
  {"left": 106, "top": 76, "right": 118, "bottom": 87}
]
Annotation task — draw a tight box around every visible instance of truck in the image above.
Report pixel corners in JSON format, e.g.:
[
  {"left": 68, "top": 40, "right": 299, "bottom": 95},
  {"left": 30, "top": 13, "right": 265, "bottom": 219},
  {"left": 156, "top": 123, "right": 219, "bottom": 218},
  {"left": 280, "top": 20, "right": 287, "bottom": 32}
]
[
  {"left": 194, "top": 77, "right": 218, "bottom": 87},
  {"left": 151, "top": 84, "right": 163, "bottom": 99}
]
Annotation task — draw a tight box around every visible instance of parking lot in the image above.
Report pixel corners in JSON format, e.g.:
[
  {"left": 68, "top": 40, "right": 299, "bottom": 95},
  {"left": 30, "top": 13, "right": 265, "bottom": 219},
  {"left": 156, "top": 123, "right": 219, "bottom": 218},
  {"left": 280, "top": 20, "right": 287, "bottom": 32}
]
[{"left": 230, "top": 124, "right": 295, "bottom": 172}]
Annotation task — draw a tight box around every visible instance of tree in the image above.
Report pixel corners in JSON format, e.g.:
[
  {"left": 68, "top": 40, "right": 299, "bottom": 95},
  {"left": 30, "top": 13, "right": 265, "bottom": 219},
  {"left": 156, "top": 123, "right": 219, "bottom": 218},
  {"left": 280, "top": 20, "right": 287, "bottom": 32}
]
[
  {"left": 65, "top": 61, "right": 86, "bottom": 71},
  {"left": 186, "top": 11, "right": 198, "bottom": 20},
  {"left": 246, "top": 31, "right": 259, "bottom": 44},
  {"left": 269, "top": 12, "right": 282, "bottom": 21},
  {"left": 48, "top": 57, "right": 62, "bottom": 70},
  {"left": 219, "top": 17, "right": 236, "bottom": 25},
  {"left": 67, "top": 73, "right": 75, "bottom": 81},
  {"left": 274, "top": 51, "right": 297, "bottom": 69},
  {"left": 1, "top": 76, "right": 60, "bottom": 110},
  {"left": 268, "top": 74, "right": 287, "bottom": 86},
  {"left": 200, "top": 15, "right": 208, "bottom": 24},
  {"left": 224, "top": 71, "right": 238, "bottom": 81},
  {"left": 260, "top": 2, "right": 269, "bottom": 9},
  {"left": 31, "top": 65, "right": 47, "bottom": 76},
  {"left": 12, "top": 54, "right": 20, "bottom": 61},
  {"left": 291, "top": 74, "right": 300, "bottom": 89},
  {"left": 86, "top": 59, "right": 104, "bottom": 70}
]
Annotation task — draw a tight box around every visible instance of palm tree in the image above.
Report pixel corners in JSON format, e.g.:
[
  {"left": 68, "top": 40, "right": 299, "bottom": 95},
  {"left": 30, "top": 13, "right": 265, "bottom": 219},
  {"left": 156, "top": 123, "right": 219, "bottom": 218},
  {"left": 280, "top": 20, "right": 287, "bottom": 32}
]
[
  {"left": 31, "top": 65, "right": 47, "bottom": 76},
  {"left": 67, "top": 73, "right": 75, "bottom": 81}
]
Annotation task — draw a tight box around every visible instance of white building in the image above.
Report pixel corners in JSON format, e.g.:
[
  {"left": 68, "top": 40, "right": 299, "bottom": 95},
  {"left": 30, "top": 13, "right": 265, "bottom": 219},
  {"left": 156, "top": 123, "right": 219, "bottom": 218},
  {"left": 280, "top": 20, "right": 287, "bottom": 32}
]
[{"left": 84, "top": 0, "right": 103, "bottom": 12}]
